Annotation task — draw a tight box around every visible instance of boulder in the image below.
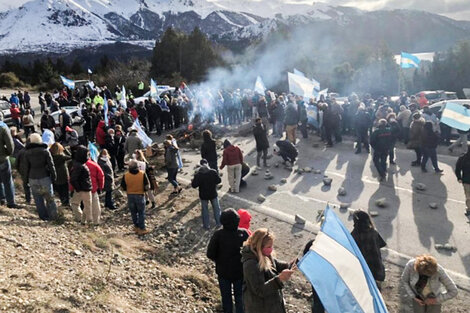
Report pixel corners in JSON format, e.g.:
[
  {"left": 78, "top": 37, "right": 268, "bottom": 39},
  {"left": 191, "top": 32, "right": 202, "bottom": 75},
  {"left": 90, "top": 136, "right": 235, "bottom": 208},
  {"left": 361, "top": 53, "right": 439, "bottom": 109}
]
[
  {"left": 369, "top": 211, "right": 379, "bottom": 217},
  {"left": 429, "top": 203, "right": 438, "bottom": 209},
  {"left": 323, "top": 178, "right": 333, "bottom": 186},
  {"left": 280, "top": 178, "right": 287, "bottom": 184},
  {"left": 313, "top": 169, "right": 322, "bottom": 174},
  {"left": 303, "top": 167, "right": 312, "bottom": 173},
  {"left": 257, "top": 194, "right": 266, "bottom": 202},
  {"left": 268, "top": 185, "right": 278, "bottom": 191}
]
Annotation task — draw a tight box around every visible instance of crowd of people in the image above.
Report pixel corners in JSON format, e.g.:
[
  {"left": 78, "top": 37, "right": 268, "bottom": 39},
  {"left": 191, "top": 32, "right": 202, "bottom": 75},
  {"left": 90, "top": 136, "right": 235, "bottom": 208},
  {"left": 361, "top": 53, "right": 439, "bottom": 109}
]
[{"left": 0, "top": 83, "right": 465, "bottom": 313}]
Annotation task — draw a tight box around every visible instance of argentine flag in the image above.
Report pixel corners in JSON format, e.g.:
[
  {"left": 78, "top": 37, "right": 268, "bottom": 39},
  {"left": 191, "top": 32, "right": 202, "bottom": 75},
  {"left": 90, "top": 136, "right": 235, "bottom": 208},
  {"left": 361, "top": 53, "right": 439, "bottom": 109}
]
[
  {"left": 131, "top": 118, "right": 153, "bottom": 148},
  {"left": 103, "top": 95, "right": 109, "bottom": 126},
  {"left": 60, "top": 75, "right": 75, "bottom": 90},
  {"left": 254, "top": 76, "right": 266, "bottom": 94},
  {"left": 88, "top": 142, "right": 99, "bottom": 162},
  {"left": 441, "top": 102, "right": 470, "bottom": 131},
  {"left": 400, "top": 52, "right": 420, "bottom": 69},
  {"left": 150, "top": 78, "right": 158, "bottom": 97},
  {"left": 298, "top": 206, "right": 389, "bottom": 313},
  {"left": 88, "top": 68, "right": 93, "bottom": 75}
]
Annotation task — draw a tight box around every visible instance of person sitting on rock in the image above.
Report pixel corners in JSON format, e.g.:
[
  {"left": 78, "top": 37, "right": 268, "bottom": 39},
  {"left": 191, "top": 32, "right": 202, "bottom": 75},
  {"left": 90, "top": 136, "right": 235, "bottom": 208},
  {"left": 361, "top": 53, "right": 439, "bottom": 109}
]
[{"left": 274, "top": 139, "right": 298, "bottom": 166}]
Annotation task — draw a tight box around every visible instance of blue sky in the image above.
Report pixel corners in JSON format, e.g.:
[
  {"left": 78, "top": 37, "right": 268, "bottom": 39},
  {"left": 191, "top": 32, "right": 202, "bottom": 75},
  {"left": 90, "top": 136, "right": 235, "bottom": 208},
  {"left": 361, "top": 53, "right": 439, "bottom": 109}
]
[{"left": 1, "top": 0, "right": 469, "bottom": 20}]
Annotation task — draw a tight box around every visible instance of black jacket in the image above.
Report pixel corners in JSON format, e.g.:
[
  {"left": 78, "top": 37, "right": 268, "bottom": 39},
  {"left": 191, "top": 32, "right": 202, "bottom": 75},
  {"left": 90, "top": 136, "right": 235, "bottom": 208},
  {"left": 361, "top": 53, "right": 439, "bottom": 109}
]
[
  {"left": 201, "top": 140, "right": 217, "bottom": 164},
  {"left": 191, "top": 165, "right": 221, "bottom": 200},
  {"left": 70, "top": 145, "right": 92, "bottom": 192},
  {"left": 351, "top": 228, "right": 386, "bottom": 281},
  {"left": 98, "top": 157, "right": 114, "bottom": 192},
  {"left": 455, "top": 152, "right": 470, "bottom": 184},
  {"left": 370, "top": 127, "right": 392, "bottom": 153},
  {"left": 24, "top": 143, "right": 56, "bottom": 182},
  {"left": 253, "top": 124, "right": 269, "bottom": 151},
  {"left": 207, "top": 209, "right": 249, "bottom": 281},
  {"left": 276, "top": 140, "right": 298, "bottom": 159}
]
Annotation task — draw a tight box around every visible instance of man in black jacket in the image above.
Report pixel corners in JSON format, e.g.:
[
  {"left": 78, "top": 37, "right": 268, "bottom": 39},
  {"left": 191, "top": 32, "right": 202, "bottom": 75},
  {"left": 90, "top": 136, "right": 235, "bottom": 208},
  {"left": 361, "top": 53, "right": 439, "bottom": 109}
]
[
  {"left": 207, "top": 208, "right": 249, "bottom": 313},
  {"left": 192, "top": 159, "right": 222, "bottom": 229},
  {"left": 274, "top": 139, "right": 298, "bottom": 165},
  {"left": 370, "top": 119, "right": 392, "bottom": 181},
  {"left": 70, "top": 145, "right": 93, "bottom": 223},
  {"left": 253, "top": 118, "right": 269, "bottom": 167},
  {"left": 455, "top": 148, "right": 470, "bottom": 216}
]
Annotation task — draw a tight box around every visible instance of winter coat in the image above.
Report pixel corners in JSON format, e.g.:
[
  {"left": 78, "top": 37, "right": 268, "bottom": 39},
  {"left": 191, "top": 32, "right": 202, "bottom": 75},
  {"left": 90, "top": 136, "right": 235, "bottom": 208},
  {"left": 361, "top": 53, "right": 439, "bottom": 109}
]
[
  {"left": 388, "top": 119, "right": 401, "bottom": 143},
  {"left": 397, "top": 109, "right": 412, "bottom": 128},
  {"left": 354, "top": 110, "right": 371, "bottom": 131},
  {"left": 98, "top": 157, "right": 114, "bottom": 192},
  {"left": 69, "top": 146, "right": 92, "bottom": 192},
  {"left": 115, "top": 134, "right": 126, "bottom": 156},
  {"left": 401, "top": 259, "right": 457, "bottom": 303},
  {"left": 125, "top": 133, "right": 143, "bottom": 156},
  {"left": 297, "top": 102, "right": 308, "bottom": 123},
  {"left": 238, "top": 209, "right": 252, "bottom": 235},
  {"left": 220, "top": 145, "right": 243, "bottom": 169},
  {"left": 95, "top": 120, "right": 107, "bottom": 146},
  {"left": 191, "top": 165, "right": 221, "bottom": 200},
  {"left": 0, "top": 122, "right": 13, "bottom": 163},
  {"left": 253, "top": 124, "right": 269, "bottom": 151},
  {"left": 370, "top": 127, "right": 392, "bottom": 153},
  {"left": 16, "top": 147, "right": 28, "bottom": 180},
  {"left": 165, "top": 145, "right": 179, "bottom": 169},
  {"left": 351, "top": 228, "right": 386, "bottom": 281},
  {"left": 105, "top": 134, "right": 118, "bottom": 156},
  {"left": 85, "top": 159, "right": 105, "bottom": 193},
  {"left": 421, "top": 125, "right": 439, "bottom": 149},
  {"left": 275, "top": 140, "right": 298, "bottom": 160},
  {"left": 407, "top": 118, "right": 425, "bottom": 149},
  {"left": 207, "top": 209, "right": 249, "bottom": 281},
  {"left": 201, "top": 140, "right": 217, "bottom": 164},
  {"left": 284, "top": 102, "right": 299, "bottom": 126},
  {"left": 24, "top": 143, "right": 56, "bottom": 182},
  {"left": 241, "top": 246, "right": 289, "bottom": 313},
  {"left": 324, "top": 102, "right": 343, "bottom": 127},
  {"left": 455, "top": 152, "right": 470, "bottom": 184},
  {"left": 52, "top": 153, "right": 71, "bottom": 185}
]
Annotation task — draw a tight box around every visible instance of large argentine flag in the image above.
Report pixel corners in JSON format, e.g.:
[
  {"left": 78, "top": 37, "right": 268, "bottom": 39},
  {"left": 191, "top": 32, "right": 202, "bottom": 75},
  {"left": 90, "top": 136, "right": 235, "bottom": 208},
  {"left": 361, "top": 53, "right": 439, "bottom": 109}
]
[
  {"left": 60, "top": 75, "right": 75, "bottom": 90},
  {"left": 254, "top": 76, "right": 267, "bottom": 94},
  {"left": 294, "top": 68, "right": 320, "bottom": 91},
  {"left": 131, "top": 118, "right": 153, "bottom": 148},
  {"left": 288, "top": 72, "right": 316, "bottom": 99},
  {"left": 400, "top": 52, "right": 420, "bottom": 69},
  {"left": 298, "top": 206, "right": 388, "bottom": 313},
  {"left": 441, "top": 102, "right": 470, "bottom": 131}
]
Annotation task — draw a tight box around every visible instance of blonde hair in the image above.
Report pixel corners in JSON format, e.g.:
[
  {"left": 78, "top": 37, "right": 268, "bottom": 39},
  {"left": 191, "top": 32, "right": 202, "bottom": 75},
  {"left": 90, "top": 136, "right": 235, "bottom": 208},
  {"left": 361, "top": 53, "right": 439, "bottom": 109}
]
[
  {"left": 29, "top": 133, "right": 42, "bottom": 144},
  {"left": 414, "top": 254, "right": 438, "bottom": 276},
  {"left": 244, "top": 228, "right": 275, "bottom": 271},
  {"left": 50, "top": 142, "right": 64, "bottom": 155}
]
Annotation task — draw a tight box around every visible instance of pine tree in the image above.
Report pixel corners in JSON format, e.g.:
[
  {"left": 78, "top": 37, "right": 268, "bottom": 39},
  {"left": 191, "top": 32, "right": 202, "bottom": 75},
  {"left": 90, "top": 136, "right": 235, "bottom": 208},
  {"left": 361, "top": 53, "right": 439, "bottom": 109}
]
[{"left": 70, "top": 58, "right": 83, "bottom": 75}]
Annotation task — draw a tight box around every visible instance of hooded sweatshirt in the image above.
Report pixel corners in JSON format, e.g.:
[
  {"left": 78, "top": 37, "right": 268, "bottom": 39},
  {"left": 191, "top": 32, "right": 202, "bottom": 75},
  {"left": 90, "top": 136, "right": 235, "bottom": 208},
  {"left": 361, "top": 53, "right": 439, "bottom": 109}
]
[
  {"left": 95, "top": 120, "right": 107, "bottom": 146},
  {"left": 206, "top": 209, "right": 249, "bottom": 281},
  {"left": 238, "top": 209, "right": 252, "bottom": 235},
  {"left": 191, "top": 164, "right": 221, "bottom": 200}
]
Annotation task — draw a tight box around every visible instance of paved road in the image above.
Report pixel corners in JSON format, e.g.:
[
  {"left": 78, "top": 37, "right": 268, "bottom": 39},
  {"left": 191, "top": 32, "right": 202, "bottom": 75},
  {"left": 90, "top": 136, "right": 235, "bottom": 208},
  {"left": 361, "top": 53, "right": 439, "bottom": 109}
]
[
  {"left": 4, "top": 89, "right": 469, "bottom": 277},
  {"left": 179, "top": 132, "right": 470, "bottom": 278}
]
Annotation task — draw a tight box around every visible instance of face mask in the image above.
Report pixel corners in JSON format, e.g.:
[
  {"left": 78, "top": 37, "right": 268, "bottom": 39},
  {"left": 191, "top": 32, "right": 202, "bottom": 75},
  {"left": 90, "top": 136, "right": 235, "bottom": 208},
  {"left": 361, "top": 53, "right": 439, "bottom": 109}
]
[{"left": 262, "top": 247, "right": 273, "bottom": 257}]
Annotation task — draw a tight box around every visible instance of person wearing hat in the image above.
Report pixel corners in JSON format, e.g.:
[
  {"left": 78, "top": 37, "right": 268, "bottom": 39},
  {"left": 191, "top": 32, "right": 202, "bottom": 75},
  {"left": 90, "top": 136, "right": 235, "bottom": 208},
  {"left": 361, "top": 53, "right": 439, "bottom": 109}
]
[
  {"left": 192, "top": 159, "right": 222, "bottom": 229},
  {"left": 125, "top": 128, "right": 143, "bottom": 158},
  {"left": 220, "top": 139, "right": 243, "bottom": 193},
  {"left": 407, "top": 112, "right": 426, "bottom": 166},
  {"left": 121, "top": 160, "right": 150, "bottom": 235},
  {"left": 351, "top": 210, "right": 387, "bottom": 290}
]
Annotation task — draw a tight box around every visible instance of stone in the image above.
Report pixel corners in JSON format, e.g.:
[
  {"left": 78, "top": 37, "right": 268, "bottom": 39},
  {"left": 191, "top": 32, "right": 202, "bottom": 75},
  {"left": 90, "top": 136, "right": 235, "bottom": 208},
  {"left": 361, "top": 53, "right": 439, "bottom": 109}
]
[
  {"left": 338, "top": 187, "right": 347, "bottom": 196},
  {"left": 375, "top": 198, "right": 387, "bottom": 208},
  {"left": 268, "top": 185, "right": 278, "bottom": 191},
  {"left": 280, "top": 178, "right": 287, "bottom": 184},
  {"left": 251, "top": 170, "right": 259, "bottom": 176},
  {"left": 303, "top": 167, "right": 312, "bottom": 173},
  {"left": 323, "top": 178, "right": 332, "bottom": 186},
  {"left": 339, "top": 203, "right": 350, "bottom": 210},
  {"left": 257, "top": 194, "right": 266, "bottom": 202},
  {"left": 369, "top": 211, "right": 379, "bottom": 217},
  {"left": 429, "top": 203, "right": 438, "bottom": 209},
  {"left": 264, "top": 170, "right": 274, "bottom": 180},
  {"left": 313, "top": 169, "right": 321, "bottom": 174},
  {"left": 73, "top": 250, "right": 82, "bottom": 256},
  {"left": 415, "top": 183, "right": 426, "bottom": 191},
  {"left": 294, "top": 214, "right": 306, "bottom": 225},
  {"left": 435, "top": 244, "right": 457, "bottom": 251}
]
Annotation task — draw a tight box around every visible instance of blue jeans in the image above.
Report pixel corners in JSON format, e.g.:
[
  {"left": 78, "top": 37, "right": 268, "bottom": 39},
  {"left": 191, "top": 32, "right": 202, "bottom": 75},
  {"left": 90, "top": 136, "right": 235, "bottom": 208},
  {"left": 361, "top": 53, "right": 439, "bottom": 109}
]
[
  {"left": 128, "top": 194, "right": 146, "bottom": 229},
  {"left": 0, "top": 159, "right": 16, "bottom": 206},
  {"left": 30, "top": 177, "right": 57, "bottom": 221},
  {"left": 201, "top": 198, "right": 221, "bottom": 229},
  {"left": 218, "top": 278, "right": 243, "bottom": 313},
  {"left": 167, "top": 168, "right": 179, "bottom": 188}
]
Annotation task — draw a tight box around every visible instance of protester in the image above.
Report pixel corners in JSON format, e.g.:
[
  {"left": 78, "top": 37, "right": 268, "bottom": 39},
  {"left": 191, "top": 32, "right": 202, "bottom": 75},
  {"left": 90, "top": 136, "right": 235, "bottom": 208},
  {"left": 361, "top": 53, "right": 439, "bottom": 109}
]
[
  {"left": 24, "top": 133, "right": 57, "bottom": 220},
  {"left": 302, "top": 239, "right": 324, "bottom": 313},
  {"left": 121, "top": 160, "right": 150, "bottom": 235},
  {"left": 98, "top": 149, "right": 117, "bottom": 210},
  {"left": 201, "top": 129, "right": 218, "bottom": 172},
  {"left": 241, "top": 228, "right": 294, "bottom": 313},
  {"left": 420, "top": 122, "right": 443, "bottom": 173},
  {"left": 408, "top": 113, "right": 425, "bottom": 167},
  {"left": 220, "top": 139, "right": 243, "bottom": 193},
  {"left": 22, "top": 109, "right": 35, "bottom": 138},
  {"left": 95, "top": 120, "right": 107, "bottom": 149},
  {"left": 370, "top": 119, "right": 392, "bottom": 181},
  {"left": 448, "top": 130, "right": 468, "bottom": 153},
  {"left": 274, "top": 140, "right": 298, "bottom": 165},
  {"left": 134, "top": 150, "right": 157, "bottom": 209},
  {"left": 192, "top": 159, "right": 222, "bottom": 229},
  {"left": 15, "top": 138, "right": 31, "bottom": 205},
  {"left": 253, "top": 117, "right": 269, "bottom": 168},
  {"left": 85, "top": 151, "right": 105, "bottom": 225},
  {"left": 401, "top": 254, "right": 457, "bottom": 313},
  {"left": 454, "top": 147, "right": 470, "bottom": 216},
  {"left": 70, "top": 145, "right": 93, "bottom": 224},
  {"left": 207, "top": 208, "right": 249, "bottom": 313},
  {"left": 50, "top": 143, "right": 71, "bottom": 207},
  {"left": 351, "top": 210, "right": 386, "bottom": 289},
  {"left": 164, "top": 139, "right": 182, "bottom": 195},
  {"left": 387, "top": 113, "right": 400, "bottom": 165},
  {"left": 354, "top": 104, "right": 370, "bottom": 154},
  {"left": 125, "top": 128, "right": 143, "bottom": 158},
  {"left": 114, "top": 125, "right": 126, "bottom": 172},
  {"left": 284, "top": 96, "right": 299, "bottom": 144},
  {"left": 397, "top": 105, "right": 412, "bottom": 144},
  {"left": 237, "top": 209, "right": 252, "bottom": 236}
]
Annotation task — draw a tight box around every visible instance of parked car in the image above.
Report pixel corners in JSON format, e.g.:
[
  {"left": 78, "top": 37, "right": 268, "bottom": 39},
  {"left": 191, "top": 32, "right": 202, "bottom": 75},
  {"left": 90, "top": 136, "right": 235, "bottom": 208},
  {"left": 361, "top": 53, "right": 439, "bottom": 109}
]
[
  {"left": 50, "top": 106, "right": 79, "bottom": 137},
  {"left": 416, "top": 90, "right": 458, "bottom": 104},
  {"left": 0, "top": 100, "right": 13, "bottom": 126},
  {"left": 428, "top": 99, "right": 470, "bottom": 115},
  {"left": 133, "top": 86, "right": 176, "bottom": 104}
]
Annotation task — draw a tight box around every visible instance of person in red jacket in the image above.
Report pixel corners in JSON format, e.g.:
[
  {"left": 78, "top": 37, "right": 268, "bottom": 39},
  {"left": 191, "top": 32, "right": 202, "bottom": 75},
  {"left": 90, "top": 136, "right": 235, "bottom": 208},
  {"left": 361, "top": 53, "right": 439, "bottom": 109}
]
[
  {"left": 10, "top": 103, "right": 21, "bottom": 129},
  {"left": 95, "top": 120, "right": 107, "bottom": 148},
  {"left": 220, "top": 139, "right": 243, "bottom": 193},
  {"left": 238, "top": 208, "right": 252, "bottom": 235},
  {"left": 85, "top": 157, "right": 105, "bottom": 225}
]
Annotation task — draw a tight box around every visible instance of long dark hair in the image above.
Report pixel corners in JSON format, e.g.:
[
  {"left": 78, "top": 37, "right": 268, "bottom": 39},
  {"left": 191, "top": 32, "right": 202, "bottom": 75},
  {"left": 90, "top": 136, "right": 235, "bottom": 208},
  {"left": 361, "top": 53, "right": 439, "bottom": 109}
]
[
  {"left": 202, "top": 129, "right": 215, "bottom": 144},
  {"left": 352, "top": 210, "right": 374, "bottom": 232}
]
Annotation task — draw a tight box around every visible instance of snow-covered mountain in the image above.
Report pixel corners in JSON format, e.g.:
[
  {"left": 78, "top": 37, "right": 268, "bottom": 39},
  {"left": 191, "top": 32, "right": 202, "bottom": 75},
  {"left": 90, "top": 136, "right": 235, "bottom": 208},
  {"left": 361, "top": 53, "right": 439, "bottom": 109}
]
[{"left": 0, "top": 0, "right": 349, "bottom": 53}]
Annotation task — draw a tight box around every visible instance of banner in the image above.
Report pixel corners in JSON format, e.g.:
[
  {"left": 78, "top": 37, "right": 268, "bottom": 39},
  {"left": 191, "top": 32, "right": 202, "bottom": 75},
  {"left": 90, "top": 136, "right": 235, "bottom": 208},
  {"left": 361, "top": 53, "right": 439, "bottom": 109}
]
[
  {"left": 120, "top": 86, "right": 127, "bottom": 109},
  {"left": 254, "top": 76, "right": 266, "bottom": 94},
  {"left": 60, "top": 75, "right": 75, "bottom": 90},
  {"left": 103, "top": 95, "right": 109, "bottom": 126},
  {"left": 132, "top": 118, "right": 153, "bottom": 148},
  {"left": 288, "top": 72, "right": 316, "bottom": 99}
]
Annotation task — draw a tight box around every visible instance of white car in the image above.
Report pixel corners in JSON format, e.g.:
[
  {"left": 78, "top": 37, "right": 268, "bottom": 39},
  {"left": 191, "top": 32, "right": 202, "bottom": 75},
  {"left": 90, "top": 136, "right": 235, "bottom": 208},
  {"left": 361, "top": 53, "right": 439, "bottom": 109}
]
[
  {"left": 50, "top": 106, "right": 79, "bottom": 137},
  {"left": 0, "top": 100, "right": 13, "bottom": 126},
  {"left": 428, "top": 99, "right": 470, "bottom": 115}
]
